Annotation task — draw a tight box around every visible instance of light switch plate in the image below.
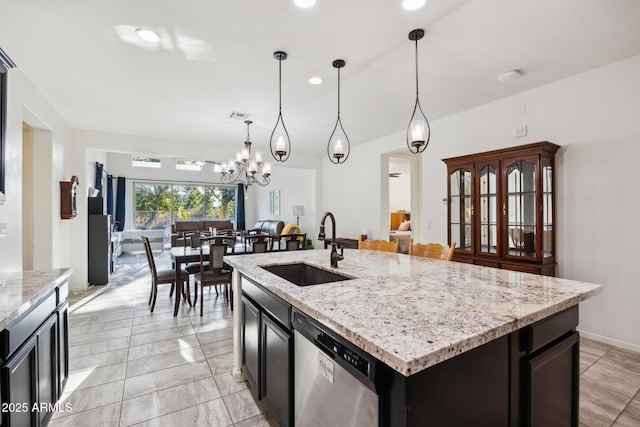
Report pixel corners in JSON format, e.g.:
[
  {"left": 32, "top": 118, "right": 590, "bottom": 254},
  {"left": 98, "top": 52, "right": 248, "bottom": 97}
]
[{"left": 514, "top": 125, "right": 527, "bottom": 138}]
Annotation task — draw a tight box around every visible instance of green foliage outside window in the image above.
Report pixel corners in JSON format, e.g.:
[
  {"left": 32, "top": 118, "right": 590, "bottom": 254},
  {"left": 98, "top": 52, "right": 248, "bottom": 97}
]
[{"left": 134, "top": 182, "right": 236, "bottom": 230}]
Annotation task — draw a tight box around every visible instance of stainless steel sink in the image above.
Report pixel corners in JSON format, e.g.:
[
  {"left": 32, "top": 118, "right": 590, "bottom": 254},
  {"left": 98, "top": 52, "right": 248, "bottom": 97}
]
[{"left": 260, "top": 263, "right": 353, "bottom": 286}]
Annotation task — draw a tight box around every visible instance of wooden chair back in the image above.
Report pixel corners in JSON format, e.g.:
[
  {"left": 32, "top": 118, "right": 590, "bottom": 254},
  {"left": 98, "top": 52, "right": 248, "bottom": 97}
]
[
  {"left": 409, "top": 239, "right": 456, "bottom": 261},
  {"left": 358, "top": 236, "right": 399, "bottom": 253},
  {"left": 141, "top": 235, "right": 159, "bottom": 282},
  {"left": 282, "top": 233, "right": 306, "bottom": 251},
  {"left": 246, "top": 234, "right": 272, "bottom": 253}
]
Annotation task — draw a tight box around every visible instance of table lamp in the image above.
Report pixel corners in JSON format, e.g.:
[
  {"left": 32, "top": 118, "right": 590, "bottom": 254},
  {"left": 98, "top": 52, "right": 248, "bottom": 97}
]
[{"left": 292, "top": 205, "right": 305, "bottom": 226}]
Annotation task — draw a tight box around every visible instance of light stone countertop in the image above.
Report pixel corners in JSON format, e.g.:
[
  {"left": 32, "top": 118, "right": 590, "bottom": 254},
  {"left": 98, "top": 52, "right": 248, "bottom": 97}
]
[
  {"left": 224, "top": 249, "right": 602, "bottom": 376},
  {"left": 0, "top": 268, "right": 73, "bottom": 330}
]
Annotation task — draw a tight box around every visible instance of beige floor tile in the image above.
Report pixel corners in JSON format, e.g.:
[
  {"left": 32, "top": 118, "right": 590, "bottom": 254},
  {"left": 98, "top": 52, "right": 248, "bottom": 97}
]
[
  {"left": 48, "top": 402, "right": 121, "bottom": 426},
  {"left": 222, "top": 389, "right": 265, "bottom": 423},
  {"left": 68, "top": 326, "right": 132, "bottom": 346},
  {"left": 580, "top": 379, "right": 630, "bottom": 426},
  {"left": 123, "top": 360, "right": 212, "bottom": 399},
  {"left": 580, "top": 350, "right": 600, "bottom": 374},
  {"left": 127, "top": 397, "right": 232, "bottom": 427},
  {"left": 69, "top": 317, "right": 133, "bottom": 336},
  {"left": 66, "top": 362, "right": 127, "bottom": 392},
  {"left": 207, "top": 352, "right": 234, "bottom": 376},
  {"left": 129, "top": 324, "right": 196, "bottom": 347},
  {"left": 120, "top": 377, "right": 222, "bottom": 426},
  {"left": 581, "top": 337, "right": 614, "bottom": 358},
  {"left": 613, "top": 397, "right": 640, "bottom": 427},
  {"left": 69, "top": 336, "right": 130, "bottom": 358},
  {"left": 130, "top": 316, "right": 192, "bottom": 336},
  {"left": 126, "top": 346, "right": 206, "bottom": 378},
  {"left": 201, "top": 337, "right": 233, "bottom": 358},
  {"left": 214, "top": 372, "right": 249, "bottom": 396},
  {"left": 197, "top": 326, "right": 233, "bottom": 346},
  {"left": 234, "top": 413, "right": 277, "bottom": 427},
  {"left": 601, "top": 348, "right": 640, "bottom": 373},
  {"left": 581, "top": 361, "right": 640, "bottom": 399},
  {"left": 127, "top": 334, "right": 201, "bottom": 360},
  {"left": 55, "top": 380, "right": 125, "bottom": 418},
  {"left": 70, "top": 348, "right": 129, "bottom": 371}
]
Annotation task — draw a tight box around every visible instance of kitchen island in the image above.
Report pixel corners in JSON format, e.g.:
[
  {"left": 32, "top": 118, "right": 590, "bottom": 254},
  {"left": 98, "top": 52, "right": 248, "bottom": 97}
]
[
  {"left": 0, "top": 268, "right": 72, "bottom": 427},
  {"left": 224, "top": 249, "right": 601, "bottom": 426}
]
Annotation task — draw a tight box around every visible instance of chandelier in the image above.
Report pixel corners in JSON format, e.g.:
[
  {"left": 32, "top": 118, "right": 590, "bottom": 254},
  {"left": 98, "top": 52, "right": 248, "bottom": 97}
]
[{"left": 217, "top": 120, "right": 272, "bottom": 189}]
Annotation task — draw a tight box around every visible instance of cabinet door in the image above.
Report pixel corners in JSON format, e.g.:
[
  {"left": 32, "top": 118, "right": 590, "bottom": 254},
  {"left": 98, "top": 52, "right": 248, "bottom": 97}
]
[
  {"left": 526, "top": 332, "right": 579, "bottom": 427},
  {"left": 261, "top": 315, "right": 292, "bottom": 427},
  {"left": 503, "top": 155, "right": 539, "bottom": 260},
  {"left": 476, "top": 160, "right": 500, "bottom": 256},
  {"left": 241, "top": 296, "right": 260, "bottom": 395},
  {"left": 541, "top": 156, "right": 555, "bottom": 260},
  {"left": 1, "top": 335, "right": 38, "bottom": 427},
  {"left": 448, "top": 164, "right": 474, "bottom": 254},
  {"left": 37, "top": 313, "right": 58, "bottom": 426},
  {"left": 57, "top": 302, "right": 70, "bottom": 397}
]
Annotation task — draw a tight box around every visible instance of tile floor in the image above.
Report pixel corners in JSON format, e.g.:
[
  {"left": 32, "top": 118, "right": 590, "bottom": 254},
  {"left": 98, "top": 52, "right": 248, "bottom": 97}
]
[{"left": 54, "top": 251, "right": 639, "bottom": 426}]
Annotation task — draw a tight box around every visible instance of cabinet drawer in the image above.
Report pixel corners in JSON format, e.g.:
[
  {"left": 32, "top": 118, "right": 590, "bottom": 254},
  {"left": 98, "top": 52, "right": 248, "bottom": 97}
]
[
  {"left": 242, "top": 276, "right": 291, "bottom": 329},
  {"left": 524, "top": 306, "right": 578, "bottom": 353},
  {"left": 0, "top": 291, "right": 56, "bottom": 360},
  {"left": 501, "top": 263, "right": 540, "bottom": 274}
]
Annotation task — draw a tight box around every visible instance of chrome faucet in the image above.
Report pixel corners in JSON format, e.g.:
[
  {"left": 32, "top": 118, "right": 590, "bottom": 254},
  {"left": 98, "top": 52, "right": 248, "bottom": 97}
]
[{"left": 318, "top": 211, "right": 344, "bottom": 268}]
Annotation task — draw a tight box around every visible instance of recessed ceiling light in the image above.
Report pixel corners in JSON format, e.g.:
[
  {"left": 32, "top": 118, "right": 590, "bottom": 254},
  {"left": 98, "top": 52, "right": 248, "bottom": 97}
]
[
  {"left": 403, "top": 0, "right": 426, "bottom": 11},
  {"left": 308, "top": 77, "right": 323, "bottom": 85},
  {"left": 135, "top": 28, "right": 160, "bottom": 43},
  {"left": 497, "top": 69, "right": 522, "bottom": 82},
  {"left": 294, "top": 0, "right": 316, "bottom": 8}
]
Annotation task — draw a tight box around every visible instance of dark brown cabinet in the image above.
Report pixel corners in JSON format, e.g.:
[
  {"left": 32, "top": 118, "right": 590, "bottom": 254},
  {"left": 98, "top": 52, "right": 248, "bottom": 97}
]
[
  {"left": 261, "top": 315, "right": 291, "bottom": 427},
  {"left": 443, "top": 142, "right": 560, "bottom": 275},
  {"left": 241, "top": 278, "right": 292, "bottom": 427},
  {"left": 1, "top": 281, "right": 69, "bottom": 427}
]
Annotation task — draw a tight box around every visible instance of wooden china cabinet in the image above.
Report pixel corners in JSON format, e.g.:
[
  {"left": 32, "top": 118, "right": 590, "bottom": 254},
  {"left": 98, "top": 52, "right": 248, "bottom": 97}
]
[{"left": 443, "top": 142, "right": 560, "bottom": 276}]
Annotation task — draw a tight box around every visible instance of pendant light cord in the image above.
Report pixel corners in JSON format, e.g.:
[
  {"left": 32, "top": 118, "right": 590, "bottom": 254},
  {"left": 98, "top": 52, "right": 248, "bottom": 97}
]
[
  {"left": 278, "top": 58, "right": 282, "bottom": 113},
  {"left": 415, "top": 38, "right": 420, "bottom": 97},
  {"left": 337, "top": 66, "right": 341, "bottom": 117}
]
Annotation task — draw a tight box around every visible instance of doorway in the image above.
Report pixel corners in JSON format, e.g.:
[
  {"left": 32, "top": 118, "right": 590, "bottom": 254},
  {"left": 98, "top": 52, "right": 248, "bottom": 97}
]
[{"left": 381, "top": 151, "right": 421, "bottom": 251}]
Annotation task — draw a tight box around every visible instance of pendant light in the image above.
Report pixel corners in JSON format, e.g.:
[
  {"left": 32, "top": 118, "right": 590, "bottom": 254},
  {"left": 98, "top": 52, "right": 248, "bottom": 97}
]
[
  {"left": 406, "top": 29, "right": 430, "bottom": 154},
  {"left": 270, "top": 51, "right": 291, "bottom": 162},
  {"left": 327, "top": 59, "right": 350, "bottom": 164}
]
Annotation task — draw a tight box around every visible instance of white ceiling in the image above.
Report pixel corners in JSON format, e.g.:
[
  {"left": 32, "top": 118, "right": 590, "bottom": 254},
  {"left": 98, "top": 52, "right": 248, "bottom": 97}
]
[{"left": 1, "top": 0, "right": 640, "bottom": 162}]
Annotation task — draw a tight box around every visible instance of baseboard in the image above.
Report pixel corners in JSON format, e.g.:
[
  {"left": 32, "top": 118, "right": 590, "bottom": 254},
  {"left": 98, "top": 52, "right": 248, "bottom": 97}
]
[{"left": 578, "top": 329, "right": 640, "bottom": 354}]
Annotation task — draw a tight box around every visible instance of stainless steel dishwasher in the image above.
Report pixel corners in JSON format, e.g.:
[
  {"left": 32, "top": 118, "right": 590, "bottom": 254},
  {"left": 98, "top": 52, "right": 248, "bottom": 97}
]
[{"left": 293, "top": 308, "right": 385, "bottom": 426}]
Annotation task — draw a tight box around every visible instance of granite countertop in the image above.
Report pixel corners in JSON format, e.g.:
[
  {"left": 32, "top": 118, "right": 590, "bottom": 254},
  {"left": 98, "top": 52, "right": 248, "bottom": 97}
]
[
  {"left": 224, "top": 249, "right": 602, "bottom": 376},
  {"left": 0, "top": 268, "right": 73, "bottom": 330}
]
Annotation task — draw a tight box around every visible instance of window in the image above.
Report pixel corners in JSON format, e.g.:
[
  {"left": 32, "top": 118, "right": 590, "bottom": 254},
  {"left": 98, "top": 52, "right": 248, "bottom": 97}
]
[
  {"left": 176, "top": 159, "right": 204, "bottom": 171},
  {"left": 133, "top": 182, "right": 236, "bottom": 230},
  {"left": 132, "top": 155, "right": 161, "bottom": 168}
]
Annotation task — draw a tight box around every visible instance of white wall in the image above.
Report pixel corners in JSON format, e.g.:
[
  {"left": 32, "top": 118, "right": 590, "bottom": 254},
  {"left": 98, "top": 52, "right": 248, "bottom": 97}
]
[
  {"left": 322, "top": 55, "right": 640, "bottom": 350},
  {"left": 389, "top": 173, "right": 411, "bottom": 212},
  {"left": 0, "top": 68, "right": 72, "bottom": 274}
]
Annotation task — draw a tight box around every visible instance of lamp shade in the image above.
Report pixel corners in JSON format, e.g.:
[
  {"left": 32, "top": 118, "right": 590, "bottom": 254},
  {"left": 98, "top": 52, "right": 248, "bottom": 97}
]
[{"left": 292, "top": 205, "right": 305, "bottom": 217}]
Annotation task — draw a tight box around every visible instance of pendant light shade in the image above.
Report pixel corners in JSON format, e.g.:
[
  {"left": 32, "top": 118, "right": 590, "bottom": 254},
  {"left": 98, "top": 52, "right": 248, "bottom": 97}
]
[
  {"left": 270, "top": 51, "right": 291, "bottom": 162},
  {"left": 406, "top": 29, "right": 430, "bottom": 154},
  {"left": 327, "top": 59, "right": 350, "bottom": 164}
]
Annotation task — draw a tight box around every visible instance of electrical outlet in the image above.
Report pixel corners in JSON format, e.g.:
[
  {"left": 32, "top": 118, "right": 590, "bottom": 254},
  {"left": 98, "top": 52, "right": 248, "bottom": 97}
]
[
  {"left": 514, "top": 125, "right": 527, "bottom": 138},
  {"left": 0, "top": 223, "right": 7, "bottom": 238}
]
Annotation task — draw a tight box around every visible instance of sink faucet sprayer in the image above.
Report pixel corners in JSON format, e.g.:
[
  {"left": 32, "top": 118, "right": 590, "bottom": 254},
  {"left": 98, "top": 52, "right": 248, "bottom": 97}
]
[{"left": 318, "top": 212, "right": 344, "bottom": 268}]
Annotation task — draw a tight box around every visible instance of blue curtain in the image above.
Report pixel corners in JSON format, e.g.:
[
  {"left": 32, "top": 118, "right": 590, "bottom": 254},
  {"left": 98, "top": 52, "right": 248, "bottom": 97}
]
[
  {"left": 106, "top": 175, "right": 114, "bottom": 217},
  {"left": 236, "top": 183, "right": 245, "bottom": 231},
  {"left": 95, "top": 162, "right": 103, "bottom": 197},
  {"left": 115, "top": 177, "right": 126, "bottom": 231}
]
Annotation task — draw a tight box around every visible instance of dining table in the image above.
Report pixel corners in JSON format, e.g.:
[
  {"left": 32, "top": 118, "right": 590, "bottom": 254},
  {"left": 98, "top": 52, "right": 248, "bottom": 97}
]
[{"left": 169, "top": 234, "right": 239, "bottom": 316}]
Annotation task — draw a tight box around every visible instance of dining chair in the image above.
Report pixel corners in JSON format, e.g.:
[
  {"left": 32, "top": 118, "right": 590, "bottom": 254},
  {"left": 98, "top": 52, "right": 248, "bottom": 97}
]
[
  {"left": 281, "top": 233, "right": 307, "bottom": 251},
  {"left": 245, "top": 234, "right": 272, "bottom": 253},
  {"left": 357, "top": 236, "right": 399, "bottom": 253},
  {"left": 409, "top": 239, "right": 456, "bottom": 261},
  {"left": 194, "top": 238, "right": 233, "bottom": 315},
  {"left": 142, "top": 235, "right": 190, "bottom": 313}
]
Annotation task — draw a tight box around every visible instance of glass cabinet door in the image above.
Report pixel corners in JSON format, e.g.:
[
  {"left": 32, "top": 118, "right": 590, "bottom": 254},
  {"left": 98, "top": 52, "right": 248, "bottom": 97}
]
[
  {"left": 477, "top": 162, "right": 499, "bottom": 255},
  {"left": 449, "top": 166, "right": 473, "bottom": 253},
  {"left": 542, "top": 157, "right": 553, "bottom": 259},
  {"left": 504, "top": 156, "right": 538, "bottom": 259}
]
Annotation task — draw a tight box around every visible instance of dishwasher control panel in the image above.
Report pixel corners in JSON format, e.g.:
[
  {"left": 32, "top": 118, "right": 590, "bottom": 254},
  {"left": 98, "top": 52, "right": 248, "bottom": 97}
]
[{"left": 317, "top": 332, "right": 370, "bottom": 377}]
